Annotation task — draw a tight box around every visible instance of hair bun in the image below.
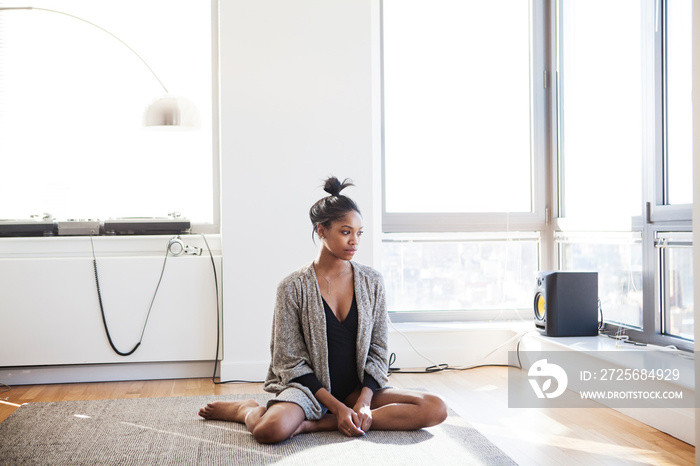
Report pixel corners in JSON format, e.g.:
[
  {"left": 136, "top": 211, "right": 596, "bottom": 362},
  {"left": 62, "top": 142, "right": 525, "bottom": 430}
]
[
  {"left": 323, "top": 176, "right": 354, "bottom": 197},
  {"left": 310, "top": 176, "right": 361, "bottom": 240}
]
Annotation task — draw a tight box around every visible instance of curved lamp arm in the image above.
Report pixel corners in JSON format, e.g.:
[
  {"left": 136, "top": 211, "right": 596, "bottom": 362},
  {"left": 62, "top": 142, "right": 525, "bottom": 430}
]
[{"left": 0, "top": 6, "right": 199, "bottom": 128}]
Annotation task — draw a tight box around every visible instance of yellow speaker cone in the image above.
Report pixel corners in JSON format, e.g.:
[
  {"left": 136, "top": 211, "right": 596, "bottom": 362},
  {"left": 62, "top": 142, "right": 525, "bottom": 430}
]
[{"left": 534, "top": 293, "right": 546, "bottom": 320}]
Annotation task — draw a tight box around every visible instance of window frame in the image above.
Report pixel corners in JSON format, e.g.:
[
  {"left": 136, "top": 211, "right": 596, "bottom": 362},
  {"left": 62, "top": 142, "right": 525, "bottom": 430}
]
[
  {"left": 649, "top": 0, "right": 692, "bottom": 224},
  {"left": 379, "top": 0, "right": 554, "bottom": 323},
  {"left": 601, "top": 222, "right": 693, "bottom": 352},
  {"left": 380, "top": 0, "right": 693, "bottom": 348},
  {"left": 203, "top": 0, "right": 221, "bottom": 235},
  {"left": 655, "top": 231, "right": 693, "bottom": 341},
  {"left": 0, "top": 0, "right": 221, "bottom": 234},
  {"left": 380, "top": 0, "right": 551, "bottom": 237},
  {"left": 553, "top": 0, "right": 692, "bottom": 350}
]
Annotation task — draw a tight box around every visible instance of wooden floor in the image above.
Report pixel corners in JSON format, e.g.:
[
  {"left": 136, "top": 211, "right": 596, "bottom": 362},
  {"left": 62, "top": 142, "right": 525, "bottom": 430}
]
[{"left": 0, "top": 367, "right": 693, "bottom": 465}]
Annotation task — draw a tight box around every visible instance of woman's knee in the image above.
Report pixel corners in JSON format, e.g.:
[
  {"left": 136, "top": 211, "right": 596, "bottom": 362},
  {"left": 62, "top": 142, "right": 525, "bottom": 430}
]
[
  {"left": 250, "top": 402, "right": 305, "bottom": 444},
  {"left": 420, "top": 394, "right": 448, "bottom": 427},
  {"left": 251, "top": 418, "right": 290, "bottom": 444}
]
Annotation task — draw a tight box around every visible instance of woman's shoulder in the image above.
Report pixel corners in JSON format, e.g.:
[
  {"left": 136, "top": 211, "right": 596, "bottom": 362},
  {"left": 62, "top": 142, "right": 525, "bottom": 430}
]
[
  {"left": 351, "top": 261, "right": 384, "bottom": 282},
  {"left": 277, "top": 263, "right": 315, "bottom": 290}
]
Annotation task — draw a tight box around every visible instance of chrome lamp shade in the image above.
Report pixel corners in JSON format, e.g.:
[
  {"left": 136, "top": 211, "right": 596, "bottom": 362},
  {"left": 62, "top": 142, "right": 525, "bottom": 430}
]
[
  {"left": 1, "top": 6, "right": 200, "bottom": 130},
  {"left": 144, "top": 95, "right": 200, "bottom": 128}
]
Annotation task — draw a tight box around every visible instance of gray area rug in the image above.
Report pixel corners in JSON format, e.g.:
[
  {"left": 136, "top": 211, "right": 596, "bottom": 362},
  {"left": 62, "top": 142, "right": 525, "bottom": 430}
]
[{"left": 0, "top": 393, "right": 515, "bottom": 465}]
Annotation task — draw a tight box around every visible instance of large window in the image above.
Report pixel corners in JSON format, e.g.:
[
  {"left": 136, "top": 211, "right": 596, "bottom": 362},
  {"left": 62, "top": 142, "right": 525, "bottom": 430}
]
[
  {"left": 557, "top": 0, "right": 644, "bottom": 224},
  {"left": 381, "top": 0, "right": 543, "bottom": 320},
  {"left": 0, "top": 0, "right": 217, "bottom": 229},
  {"left": 556, "top": 0, "right": 692, "bottom": 349},
  {"left": 665, "top": 0, "right": 693, "bottom": 206},
  {"left": 382, "top": 0, "right": 538, "bottom": 222},
  {"left": 381, "top": 0, "right": 693, "bottom": 349}
]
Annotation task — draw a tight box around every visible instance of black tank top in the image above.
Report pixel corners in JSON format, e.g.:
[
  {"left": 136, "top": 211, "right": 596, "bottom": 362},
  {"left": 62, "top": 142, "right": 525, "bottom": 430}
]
[{"left": 322, "top": 295, "right": 360, "bottom": 402}]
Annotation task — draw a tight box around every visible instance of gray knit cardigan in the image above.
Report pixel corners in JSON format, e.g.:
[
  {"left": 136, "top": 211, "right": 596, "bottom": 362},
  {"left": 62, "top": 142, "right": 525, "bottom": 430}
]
[{"left": 263, "top": 261, "right": 390, "bottom": 420}]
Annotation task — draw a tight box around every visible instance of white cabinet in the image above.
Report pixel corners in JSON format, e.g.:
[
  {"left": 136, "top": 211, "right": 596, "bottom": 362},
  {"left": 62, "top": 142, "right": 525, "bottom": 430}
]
[{"left": 0, "top": 236, "right": 221, "bottom": 368}]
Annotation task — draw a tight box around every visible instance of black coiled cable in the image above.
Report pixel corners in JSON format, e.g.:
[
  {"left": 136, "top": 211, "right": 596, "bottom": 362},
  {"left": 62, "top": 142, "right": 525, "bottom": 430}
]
[
  {"left": 91, "top": 235, "right": 168, "bottom": 356},
  {"left": 93, "top": 257, "right": 141, "bottom": 356}
]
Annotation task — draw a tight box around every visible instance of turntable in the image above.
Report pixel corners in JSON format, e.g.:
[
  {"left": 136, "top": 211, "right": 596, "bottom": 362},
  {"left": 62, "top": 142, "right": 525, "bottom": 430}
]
[
  {"left": 0, "top": 214, "right": 192, "bottom": 237},
  {"left": 57, "top": 219, "right": 101, "bottom": 236},
  {"left": 103, "top": 217, "right": 191, "bottom": 235},
  {"left": 0, "top": 216, "right": 56, "bottom": 236}
]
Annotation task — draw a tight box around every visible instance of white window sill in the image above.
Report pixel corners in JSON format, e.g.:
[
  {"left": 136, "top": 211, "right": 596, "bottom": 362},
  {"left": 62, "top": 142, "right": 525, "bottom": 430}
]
[{"left": 520, "top": 331, "right": 694, "bottom": 390}]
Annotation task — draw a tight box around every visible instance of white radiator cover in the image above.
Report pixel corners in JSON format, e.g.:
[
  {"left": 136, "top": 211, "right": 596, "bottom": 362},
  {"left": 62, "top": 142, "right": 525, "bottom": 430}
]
[{"left": 0, "top": 235, "right": 221, "bottom": 367}]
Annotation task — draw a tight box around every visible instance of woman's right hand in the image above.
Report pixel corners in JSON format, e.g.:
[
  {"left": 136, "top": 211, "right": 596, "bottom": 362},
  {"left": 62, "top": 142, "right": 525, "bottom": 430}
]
[
  {"left": 335, "top": 404, "right": 364, "bottom": 437},
  {"left": 313, "top": 387, "right": 364, "bottom": 436}
]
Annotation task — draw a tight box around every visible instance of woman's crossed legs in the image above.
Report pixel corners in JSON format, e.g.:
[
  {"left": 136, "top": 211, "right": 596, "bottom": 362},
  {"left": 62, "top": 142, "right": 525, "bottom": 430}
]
[{"left": 198, "top": 388, "right": 447, "bottom": 444}]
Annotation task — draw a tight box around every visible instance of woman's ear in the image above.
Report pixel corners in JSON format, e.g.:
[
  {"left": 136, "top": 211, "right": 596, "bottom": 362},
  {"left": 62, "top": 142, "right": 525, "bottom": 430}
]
[{"left": 316, "top": 224, "right": 326, "bottom": 240}]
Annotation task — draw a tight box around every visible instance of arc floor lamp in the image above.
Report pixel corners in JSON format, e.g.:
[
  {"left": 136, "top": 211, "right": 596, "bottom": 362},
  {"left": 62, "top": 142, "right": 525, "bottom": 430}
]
[{"left": 0, "top": 6, "right": 200, "bottom": 128}]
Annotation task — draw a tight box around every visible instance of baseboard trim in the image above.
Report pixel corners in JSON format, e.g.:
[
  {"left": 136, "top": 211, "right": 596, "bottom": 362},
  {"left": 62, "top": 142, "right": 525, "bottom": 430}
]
[
  {"left": 0, "top": 360, "right": 217, "bottom": 386},
  {"left": 218, "top": 360, "right": 268, "bottom": 383}
]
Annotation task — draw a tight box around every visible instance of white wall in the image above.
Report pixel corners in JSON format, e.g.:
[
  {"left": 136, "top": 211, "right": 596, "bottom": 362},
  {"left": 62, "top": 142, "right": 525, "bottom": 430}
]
[
  {"left": 219, "top": 0, "right": 380, "bottom": 380},
  {"left": 693, "top": 0, "right": 699, "bottom": 461}
]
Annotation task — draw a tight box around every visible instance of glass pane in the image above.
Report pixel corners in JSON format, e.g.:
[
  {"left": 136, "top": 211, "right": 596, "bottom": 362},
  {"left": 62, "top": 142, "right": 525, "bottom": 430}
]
[
  {"left": 558, "top": 1, "right": 645, "bottom": 222},
  {"left": 660, "top": 234, "right": 693, "bottom": 340},
  {"left": 557, "top": 232, "right": 643, "bottom": 329},
  {"left": 381, "top": 233, "right": 539, "bottom": 311},
  {"left": 665, "top": 0, "right": 693, "bottom": 205},
  {"left": 0, "top": 0, "right": 214, "bottom": 223},
  {"left": 383, "top": 0, "right": 531, "bottom": 213}
]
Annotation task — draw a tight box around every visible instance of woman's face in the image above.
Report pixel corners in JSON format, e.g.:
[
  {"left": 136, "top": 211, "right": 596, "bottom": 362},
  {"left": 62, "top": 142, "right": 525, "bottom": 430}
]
[{"left": 318, "top": 210, "right": 363, "bottom": 261}]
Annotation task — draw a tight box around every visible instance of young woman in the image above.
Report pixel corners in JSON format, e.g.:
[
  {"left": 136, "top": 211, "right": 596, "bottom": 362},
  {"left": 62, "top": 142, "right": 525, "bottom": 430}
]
[{"left": 198, "top": 176, "right": 447, "bottom": 444}]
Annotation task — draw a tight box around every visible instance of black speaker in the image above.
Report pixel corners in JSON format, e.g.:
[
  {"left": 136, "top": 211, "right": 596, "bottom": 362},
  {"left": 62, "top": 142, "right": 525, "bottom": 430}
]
[{"left": 533, "top": 271, "right": 599, "bottom": 337}]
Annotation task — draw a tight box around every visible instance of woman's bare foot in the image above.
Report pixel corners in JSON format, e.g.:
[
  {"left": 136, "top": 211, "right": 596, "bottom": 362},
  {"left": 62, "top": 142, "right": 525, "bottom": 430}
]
[{"left": 198, "top": 399, "right": 260, "bottom": 422}]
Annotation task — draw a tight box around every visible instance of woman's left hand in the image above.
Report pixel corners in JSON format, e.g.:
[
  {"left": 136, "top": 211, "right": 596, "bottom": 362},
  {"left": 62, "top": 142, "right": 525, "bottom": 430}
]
[{"left": 353, "top": 395, "right": 373, "bottom": 433}]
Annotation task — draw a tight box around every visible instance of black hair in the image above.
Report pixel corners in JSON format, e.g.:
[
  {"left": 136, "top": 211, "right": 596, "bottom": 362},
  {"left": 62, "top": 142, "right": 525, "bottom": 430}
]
[{"left": 309, "top": 176, "right": 361, "bottom": 240}]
